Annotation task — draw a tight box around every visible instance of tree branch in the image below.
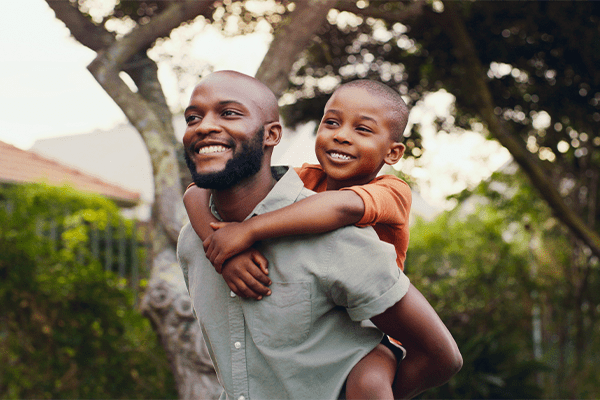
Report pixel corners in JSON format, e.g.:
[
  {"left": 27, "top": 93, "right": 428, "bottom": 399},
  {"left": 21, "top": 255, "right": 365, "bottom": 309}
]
[
  {"left": 45, "top": 0, "right": 115, "bottom": 51},
  {"left": 440, "top": 1, "right": 600, "bottom": 259},
  {"left": 335, "top": 0, "right": 427, "bottom": 24},
  {"left": 256, "top": 0, "right": 338, "bottom": 97}
]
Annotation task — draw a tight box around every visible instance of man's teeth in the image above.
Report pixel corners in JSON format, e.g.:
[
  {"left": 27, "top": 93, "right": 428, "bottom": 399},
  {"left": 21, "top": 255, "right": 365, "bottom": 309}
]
[
  {"left": 198, "top": 145, "right": 228, "bottom": 154},
  {"left": 330, "top": 152, "right": 351, "bottom": 160}
]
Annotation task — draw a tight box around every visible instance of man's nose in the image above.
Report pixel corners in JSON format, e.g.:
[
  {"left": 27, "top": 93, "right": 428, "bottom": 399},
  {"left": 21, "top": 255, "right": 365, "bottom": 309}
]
[{"left": 195, "top": 114, "right": 222, "bottom": 135}]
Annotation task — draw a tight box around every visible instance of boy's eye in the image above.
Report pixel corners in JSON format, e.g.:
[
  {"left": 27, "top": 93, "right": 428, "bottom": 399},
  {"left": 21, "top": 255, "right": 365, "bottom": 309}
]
[
  {"left": 357, "top": 126, "right": 373, "bottom": 134},
  {"left": 323, "top": 119, "right": 339, "bottom": 127}
]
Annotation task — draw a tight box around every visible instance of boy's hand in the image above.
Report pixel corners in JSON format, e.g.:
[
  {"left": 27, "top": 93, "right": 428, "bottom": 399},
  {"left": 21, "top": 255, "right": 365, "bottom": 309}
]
[
  {"left": 221, "top": 248, "right": 271, "bottom": 300},
  {"left": 203, "top": 221, "right": 256, "bottom": 271}
]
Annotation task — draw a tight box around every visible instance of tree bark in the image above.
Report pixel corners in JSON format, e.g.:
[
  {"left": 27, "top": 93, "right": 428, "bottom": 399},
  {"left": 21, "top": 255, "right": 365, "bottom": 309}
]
[{"left": 45, "top": 1, "right": 221, "bottom": 398}]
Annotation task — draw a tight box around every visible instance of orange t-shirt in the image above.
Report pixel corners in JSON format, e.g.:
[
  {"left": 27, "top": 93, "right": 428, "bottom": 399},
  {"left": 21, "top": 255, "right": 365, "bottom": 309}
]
[{"left": 295, "top": 163, "right": 411, "bottom": 270}]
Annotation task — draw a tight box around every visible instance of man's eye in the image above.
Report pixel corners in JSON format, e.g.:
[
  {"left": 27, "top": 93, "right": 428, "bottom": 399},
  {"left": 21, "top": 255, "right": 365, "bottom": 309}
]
[
  {"left": 185, "top": 115, "right": 200, "bottom": 124},
  {"left": 222, "top": 110, "right": 240, "bottom": 117}
]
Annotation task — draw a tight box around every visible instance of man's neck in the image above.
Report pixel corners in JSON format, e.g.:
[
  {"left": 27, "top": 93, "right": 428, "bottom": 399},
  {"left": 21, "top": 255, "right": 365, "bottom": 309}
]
[{"left": 211, "top": 167, "right": 277, "bottom": 222}]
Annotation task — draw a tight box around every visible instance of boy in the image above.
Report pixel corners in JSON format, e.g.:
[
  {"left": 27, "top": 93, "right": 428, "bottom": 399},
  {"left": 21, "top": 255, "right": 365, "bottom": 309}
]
[{"left": 185, "top": 80, "right": 428, "bottom": 399}]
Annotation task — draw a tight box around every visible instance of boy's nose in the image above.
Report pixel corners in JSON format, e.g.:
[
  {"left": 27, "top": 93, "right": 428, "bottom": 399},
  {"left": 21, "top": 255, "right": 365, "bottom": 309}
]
[{"left": 333, "top": 129, "right": 351, "bottom": 144}]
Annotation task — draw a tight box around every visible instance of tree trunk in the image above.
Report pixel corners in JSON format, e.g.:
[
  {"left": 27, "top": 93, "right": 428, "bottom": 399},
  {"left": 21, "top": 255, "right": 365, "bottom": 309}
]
[{"left": 45, "top": 1, "right": 221, "bottom": 398}]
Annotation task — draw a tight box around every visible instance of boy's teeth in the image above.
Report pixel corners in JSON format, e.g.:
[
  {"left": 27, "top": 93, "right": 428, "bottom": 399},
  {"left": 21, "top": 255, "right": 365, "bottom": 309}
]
[
  {"left": 331, "top": 152, "right": 351, "bottom": 160},
  {"left": 198, "top": 145, "right": 228, "bottom": 154}
]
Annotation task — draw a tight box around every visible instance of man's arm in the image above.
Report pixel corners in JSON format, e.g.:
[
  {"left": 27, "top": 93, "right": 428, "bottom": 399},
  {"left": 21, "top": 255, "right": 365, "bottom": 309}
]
[
  {"left": 205, "top": 190, "right": 365, "bottom": 267},
  {"left": 370, "top": 284, "right": 463, "bottom": 399}
]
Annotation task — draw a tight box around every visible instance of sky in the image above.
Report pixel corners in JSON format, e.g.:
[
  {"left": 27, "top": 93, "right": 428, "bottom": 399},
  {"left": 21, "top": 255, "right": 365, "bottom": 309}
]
[
  {"left": 0, "top": 0, "right": 511, "bottom": 209},
  {"left": 0, "top": 0, "right": 270, "bottom": 150}
]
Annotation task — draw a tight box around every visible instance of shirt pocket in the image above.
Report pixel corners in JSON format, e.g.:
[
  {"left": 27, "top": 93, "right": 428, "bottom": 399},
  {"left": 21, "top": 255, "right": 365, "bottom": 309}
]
[{"left": 247, "top": 282, "right": 311, "bottom": 349}]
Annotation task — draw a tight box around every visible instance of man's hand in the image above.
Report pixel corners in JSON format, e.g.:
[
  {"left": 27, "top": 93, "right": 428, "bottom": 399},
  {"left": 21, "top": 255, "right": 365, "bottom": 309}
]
[
  {"left": 203, "top": 221, "right": 256, "bottom": 271},
  {"left": 221, "top": 248, "right": 271, "bottom": 300}
]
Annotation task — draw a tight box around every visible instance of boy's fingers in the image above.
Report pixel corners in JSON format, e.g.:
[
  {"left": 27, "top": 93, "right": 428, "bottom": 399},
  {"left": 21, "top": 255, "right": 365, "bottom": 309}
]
[
  {"left": 244, "top": 271, "right": 271, "bottom": 297},
  {"left": 235, "top": 277, "right": 264, "bottom": 300},
  {"left": 225, "top": 281, "right": 243, "bottom": 298},
  {"left": 251, "top": 252, "right": 269, "bottom": 276},
  {"left": 209, "top": 222, "right": 227, "bottom": 231},
  {"left": 214, "top": 262, "right": 223, "bottom": 274},
  {"left": 202, "top": 236, "right": 212, "bottom": 252},
  {"left": 248, "top": 261, "right": 271, "bottom": 287}
]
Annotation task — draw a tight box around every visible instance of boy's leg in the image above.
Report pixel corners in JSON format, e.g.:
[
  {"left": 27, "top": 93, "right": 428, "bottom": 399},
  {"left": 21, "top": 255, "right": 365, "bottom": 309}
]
[{"left": 346, "top": 343, "right": 397, "bottom": 400}]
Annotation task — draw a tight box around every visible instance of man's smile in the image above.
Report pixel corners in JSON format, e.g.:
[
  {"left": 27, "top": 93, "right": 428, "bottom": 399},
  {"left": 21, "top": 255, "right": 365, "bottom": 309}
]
[
  {"left": 197, "top": 145, "right": 230, "bottom": 155},
  {"left": 189, "top": 139, "right": 233, "bottom": 157}
]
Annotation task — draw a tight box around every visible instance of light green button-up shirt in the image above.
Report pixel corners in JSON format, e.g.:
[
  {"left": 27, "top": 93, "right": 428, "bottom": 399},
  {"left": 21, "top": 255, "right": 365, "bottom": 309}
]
[{"left": 178, "top": 167, "right": 410, "bottom": 400}]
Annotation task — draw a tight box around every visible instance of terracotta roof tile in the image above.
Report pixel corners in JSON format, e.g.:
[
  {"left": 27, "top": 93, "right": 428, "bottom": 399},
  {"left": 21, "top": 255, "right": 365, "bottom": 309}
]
[{"left": 0, "top": 140, "right": 140, "bottom": 206}]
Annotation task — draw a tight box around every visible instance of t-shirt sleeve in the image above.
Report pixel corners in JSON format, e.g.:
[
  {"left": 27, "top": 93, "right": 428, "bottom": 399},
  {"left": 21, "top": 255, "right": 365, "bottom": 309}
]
[
  {"left": 342, "top": 175, "right": 412, "bottom": 228},
  {"left": 323, "top": 226, "right": 410, "bottom": 321}
]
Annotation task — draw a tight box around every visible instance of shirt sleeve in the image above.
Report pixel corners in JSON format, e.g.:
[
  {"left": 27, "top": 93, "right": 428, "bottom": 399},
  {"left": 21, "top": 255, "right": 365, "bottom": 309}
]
[
  {"left": 341, "top": 175, "right": 412, "bottom": 228},
  {"left": 323, "top": 225, "right": 410, "bottom": 321}
]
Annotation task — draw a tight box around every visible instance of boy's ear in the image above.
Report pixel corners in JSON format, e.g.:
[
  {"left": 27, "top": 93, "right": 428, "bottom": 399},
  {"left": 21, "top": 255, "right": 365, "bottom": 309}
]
[
  {"left": 384, "top": 142, "right": 405, "bottom": 165},
  {"left": 263, "top": 121, "right": 282, "bottom": 148}
]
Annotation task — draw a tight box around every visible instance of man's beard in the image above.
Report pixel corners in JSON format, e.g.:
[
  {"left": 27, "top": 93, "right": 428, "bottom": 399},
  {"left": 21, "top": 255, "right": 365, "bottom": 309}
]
[{"left": 184, "top": 126, "right": 264, "bottom": 190}]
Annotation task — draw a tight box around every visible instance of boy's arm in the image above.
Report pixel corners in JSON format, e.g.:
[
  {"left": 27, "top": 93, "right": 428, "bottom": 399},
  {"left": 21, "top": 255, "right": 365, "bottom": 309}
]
[
  {"left": 184, "top": 184, "right": 271, "bottom": 299},
  {"left": 370, "top": 284, "right": 463, "bottom": 399},
  {"left": 183, "top": 184, "right": 218, "bottom": 242},
  {"left": 204, "top": 190, "right": 366, "bottom": 267}
]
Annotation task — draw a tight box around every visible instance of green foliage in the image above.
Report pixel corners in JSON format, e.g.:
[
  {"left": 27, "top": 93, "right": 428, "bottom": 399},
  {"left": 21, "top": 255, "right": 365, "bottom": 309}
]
[
  {"left": 407, "top": 204, "right": 547, "bottom": 399},
  {"left": 0, "top": 184, "right": 177, "bottom": 399}
]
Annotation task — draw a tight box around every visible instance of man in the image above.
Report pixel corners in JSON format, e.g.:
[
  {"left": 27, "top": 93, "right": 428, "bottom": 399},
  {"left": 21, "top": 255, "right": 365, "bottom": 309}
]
[{"left": 178, "top": 70, "right": 462, "bottom": 400}]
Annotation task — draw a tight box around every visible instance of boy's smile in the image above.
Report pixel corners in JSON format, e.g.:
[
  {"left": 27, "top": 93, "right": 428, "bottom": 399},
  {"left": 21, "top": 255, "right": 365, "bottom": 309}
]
[{"left": 315, "top": 86, "right": 404, "bottom": 190}]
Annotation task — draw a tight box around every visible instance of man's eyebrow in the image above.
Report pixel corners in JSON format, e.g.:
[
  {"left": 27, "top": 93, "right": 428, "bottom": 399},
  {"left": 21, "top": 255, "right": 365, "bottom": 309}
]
[
  {"left": 184, "top": 100, "right": 247, "bottom": 114},
  {"left": 219, "top": 100, "right": 245, "bottom": 107}
]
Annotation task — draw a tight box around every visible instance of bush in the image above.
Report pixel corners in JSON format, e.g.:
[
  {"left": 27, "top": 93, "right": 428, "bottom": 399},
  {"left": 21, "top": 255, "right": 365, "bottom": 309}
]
[{"left": 0, "top": 184, "right": 177, "bottom": 399}]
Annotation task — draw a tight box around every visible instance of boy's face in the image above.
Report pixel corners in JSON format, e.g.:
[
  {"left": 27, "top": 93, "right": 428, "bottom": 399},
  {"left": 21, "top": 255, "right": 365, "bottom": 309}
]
[
  {"left": 182, "top": 73, "right": 267, "bottom": 188},
  {"left": 315, "top": 86, "right": 405, "bottom": 189}
]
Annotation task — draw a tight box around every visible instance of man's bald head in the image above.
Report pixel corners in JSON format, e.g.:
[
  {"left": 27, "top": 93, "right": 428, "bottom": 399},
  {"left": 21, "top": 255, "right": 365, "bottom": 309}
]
[{"left": 199, "top": 70, "right": 280, "bottom": 123}]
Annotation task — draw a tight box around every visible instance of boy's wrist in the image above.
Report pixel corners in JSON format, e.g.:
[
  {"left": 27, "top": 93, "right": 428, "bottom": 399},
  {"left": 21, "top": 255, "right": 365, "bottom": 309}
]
[{"left": 245, "top": 217, "right": 261, "bottom": 243}]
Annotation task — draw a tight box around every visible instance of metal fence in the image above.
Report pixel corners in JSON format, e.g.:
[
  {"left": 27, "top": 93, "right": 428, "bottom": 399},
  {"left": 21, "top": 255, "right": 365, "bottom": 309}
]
[{"left": 3, "top": 199, "right": 148, "bottom": 290}]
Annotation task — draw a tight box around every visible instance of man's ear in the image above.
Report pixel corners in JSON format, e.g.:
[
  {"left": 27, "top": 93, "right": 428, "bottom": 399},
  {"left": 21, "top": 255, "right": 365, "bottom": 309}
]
[
  {"left": 384, "top": 142, "right": 405, "bottom": 165},
  {"left": 264, "top": 121, "right": 283, "bottom": 148}
]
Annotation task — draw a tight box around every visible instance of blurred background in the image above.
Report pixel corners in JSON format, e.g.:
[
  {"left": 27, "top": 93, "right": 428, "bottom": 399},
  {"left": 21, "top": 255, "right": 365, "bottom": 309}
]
[{"left": 1, "top": 0, "right": 599, "bottom": 398}]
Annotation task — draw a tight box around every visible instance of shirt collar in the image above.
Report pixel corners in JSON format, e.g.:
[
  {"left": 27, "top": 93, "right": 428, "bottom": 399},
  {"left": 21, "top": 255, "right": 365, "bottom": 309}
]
[{"left": 210, "top": 166, "right": 305, "bottom": 221}]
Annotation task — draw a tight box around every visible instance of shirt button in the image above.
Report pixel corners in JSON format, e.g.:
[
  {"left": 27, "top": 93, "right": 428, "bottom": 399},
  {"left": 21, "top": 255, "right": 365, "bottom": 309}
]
[
  {"left": 234, "top": 341, "right": 242, "bottom": 349},
  {"left": 238, "top": 396, "right": 245, "bottom": 400},
  {"left": 230, "top": 291, "right": 236, "bottom": 298}
]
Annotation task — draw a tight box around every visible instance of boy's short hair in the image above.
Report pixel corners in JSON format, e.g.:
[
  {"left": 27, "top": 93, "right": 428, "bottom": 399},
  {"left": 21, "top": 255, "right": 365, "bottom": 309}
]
[{"left": 337, "top": 80, "right": 409, "bottom": 142}]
